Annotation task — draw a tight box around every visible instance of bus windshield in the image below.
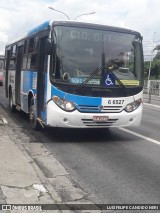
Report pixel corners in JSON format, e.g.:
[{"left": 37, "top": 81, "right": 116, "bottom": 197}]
[{"left": 51, "top": 26, "right": 143, "bottom": 87}]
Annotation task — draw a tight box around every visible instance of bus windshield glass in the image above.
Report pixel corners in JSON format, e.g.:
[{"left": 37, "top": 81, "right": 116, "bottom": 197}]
[{"left": 51, "top": 26, "right": 143, "bottom": 87}]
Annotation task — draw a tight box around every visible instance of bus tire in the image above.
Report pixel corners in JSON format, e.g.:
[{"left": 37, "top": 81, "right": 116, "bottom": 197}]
[
  {"left": 29, "top": 98, "right": 40, "bottom": 130},
  {"left": 9, "top": 89, "right": 16, "bottom": 112}
]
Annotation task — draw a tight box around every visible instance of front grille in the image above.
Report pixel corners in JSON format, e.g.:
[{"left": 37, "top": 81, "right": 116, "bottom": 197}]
[
  {"left": 78, "top": 105, "right": 123, "bottom": 113},
  {"left": 102, "top": 106, "right": 123, "bottom": 113},
  {"left": 78, "top": 105, "right": 100, "bottom": 113},
  {"left": 81, "top": 118, "right": 119, "bottom": 127}
]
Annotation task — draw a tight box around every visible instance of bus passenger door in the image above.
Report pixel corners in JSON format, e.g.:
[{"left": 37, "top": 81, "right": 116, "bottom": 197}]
[
  {"left": 15, "top": 46, "right": 23, "bottom": 105},
  {"left": 37, "top": 37, "right": 47, "bottom": 120}
]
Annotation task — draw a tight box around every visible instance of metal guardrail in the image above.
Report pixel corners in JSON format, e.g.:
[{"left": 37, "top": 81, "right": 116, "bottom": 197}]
[{"left": 149, "top": 87, "right": 160, "bottom": 96}]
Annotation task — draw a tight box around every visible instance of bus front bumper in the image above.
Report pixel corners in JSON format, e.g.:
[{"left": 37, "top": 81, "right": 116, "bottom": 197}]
[{"left": 46, "top": 101, "right": 143, "bottom": 128}]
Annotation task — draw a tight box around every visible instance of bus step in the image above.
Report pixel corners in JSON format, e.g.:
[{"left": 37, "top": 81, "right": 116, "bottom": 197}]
[
  {"left": 16, "top": 105, "right": 21, "bottom": 111},
  {"left": 37, "top": 118, "right": 45, "bottom": 128}
]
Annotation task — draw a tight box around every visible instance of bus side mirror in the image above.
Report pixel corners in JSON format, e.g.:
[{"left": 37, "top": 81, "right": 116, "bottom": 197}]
[{"left": 45, "top": 38, "right": 52, "bottom": 55}]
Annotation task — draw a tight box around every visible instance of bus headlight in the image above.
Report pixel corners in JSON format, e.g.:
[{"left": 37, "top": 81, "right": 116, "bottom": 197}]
[
  {"left": 52, "top": 96, "right": 76, "bottom": 112},
  {"left": 124, "top": 98, "right": 142, "bottom": 113}
]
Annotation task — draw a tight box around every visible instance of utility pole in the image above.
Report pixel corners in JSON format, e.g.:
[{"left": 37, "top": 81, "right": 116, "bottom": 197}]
[
  {"left": 74, "top": 12, "right": 95, "bottom": 20},
  {"left": 48, "top": 7, "right": 95, "bottom": 21},
  {"left": 48, "top": 7, "right": 70, "bottom": 20}
]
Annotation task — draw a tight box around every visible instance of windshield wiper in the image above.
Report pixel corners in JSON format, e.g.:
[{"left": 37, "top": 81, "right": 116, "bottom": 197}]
[
  {"left": 76, "top": 65, "right": 126, "bottom": 89},
  {"left": 76, "top": 65, "right": 103, "bottom": 90}
]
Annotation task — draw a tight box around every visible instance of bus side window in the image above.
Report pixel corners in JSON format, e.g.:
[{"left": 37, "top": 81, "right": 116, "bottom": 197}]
[
  {"left": 29, "top": 38, "right": 34, "bottom": 53},
  {"left": 12, "top": 45, "right": 17, "bottom": 57},
  {"left": 22, "top": 54, "right": 27, "bottom": 70},
  {"left": 24, "top": 40, "right": 29, "bottom": 54},
  {"left": 0, "top": 59, "right": 4, "bottom": 69},
  {"left": 8, "top": 45, "right": 17, "bottom": 70},
  {"left": 9, "top": 58, "right": 16, "bottom": 70},
  {"left": 23, "top": 37, "right": 38, "bottom": 70},
  {"left": 27, "top": 53, "right": 37, "bottom": 70}
]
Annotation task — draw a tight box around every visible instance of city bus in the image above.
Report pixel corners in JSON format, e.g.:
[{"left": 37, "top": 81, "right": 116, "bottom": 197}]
[{"left": 4, "top": 20, "right": 144, "bottom": 129}]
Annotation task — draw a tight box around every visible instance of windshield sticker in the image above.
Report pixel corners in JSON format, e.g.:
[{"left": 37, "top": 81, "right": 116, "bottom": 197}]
[
  {"left": 70, "top": 78, "right": 84, "bottom": 84},
  {"left": 70, "top": 77, "right": 100, "bottom": 85},
  {"left": 115, "top": 80, "right": 139, "bottom": 86},
  {"left": 87, "top": 79, "right": 100, "bottom": 85},
  {"left": 104, "top": 73, "right": 115, "bottom": 87}
]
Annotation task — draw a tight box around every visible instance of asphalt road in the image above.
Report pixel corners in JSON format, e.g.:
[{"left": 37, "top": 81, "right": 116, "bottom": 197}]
[
  {"left": 143, "top": 93, "right": 160, "bottom": 106},
  {"left": 0, "top": 86, "right": 160, "bottom": 208},
  {"left": 43, "top": 107, "right": 160, "bottom": 205}
]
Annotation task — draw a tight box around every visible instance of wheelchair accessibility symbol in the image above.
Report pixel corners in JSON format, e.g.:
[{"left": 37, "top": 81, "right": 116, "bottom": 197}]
[{"left": 105, "top": 74, "right": 114, "bottom": 86}]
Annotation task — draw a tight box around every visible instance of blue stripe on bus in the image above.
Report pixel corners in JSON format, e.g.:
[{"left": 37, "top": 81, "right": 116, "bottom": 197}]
[
  {"left": 27, "top": 21, "right": 50, "bottom": 36},
  {"left": 21, "top": 71, "right": 37, "bottom": 113},
  {"left": 22, "top": 71, "right": 32, "bottom": 93},
  {"left": 22, "top": 71, "right": 37, "bottom": 94},
  {"left": 51, "top": 86, "right": 101, "bottom": 112}
]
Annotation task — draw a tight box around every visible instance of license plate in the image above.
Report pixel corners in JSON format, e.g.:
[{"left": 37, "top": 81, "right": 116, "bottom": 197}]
[{"left": 93, "top": 116, "right": 108, "bottom": 122}]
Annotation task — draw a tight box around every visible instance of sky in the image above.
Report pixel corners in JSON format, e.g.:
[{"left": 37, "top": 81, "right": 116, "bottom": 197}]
[{"left": 0, "top": 0, "right": 160, "bottom": 60}]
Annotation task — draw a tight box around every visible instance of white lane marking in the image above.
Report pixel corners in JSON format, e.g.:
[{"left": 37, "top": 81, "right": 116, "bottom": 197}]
[{"left": 119, "top": 127, "right": 160, "bottom": 146}]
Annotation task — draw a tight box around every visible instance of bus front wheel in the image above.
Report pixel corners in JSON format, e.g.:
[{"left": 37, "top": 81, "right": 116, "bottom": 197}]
[{"left": 29, "top": 98, "right": 40, "bottom": 130}]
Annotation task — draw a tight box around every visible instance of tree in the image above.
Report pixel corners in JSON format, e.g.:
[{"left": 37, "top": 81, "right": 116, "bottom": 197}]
[
  {"left": 151, "top": 65, "right": 159, "bottom": 79},
  {"left": 144, "top": 61, "right": 151, "bottom": 79},
  {"left": 144, "top": 45, "right": 160, "bottom": 80},
  {"left": 154, "top": 52, "right": 160, "bottom": 60},
  {"left": 150, "top": 46, "right": 160, "bottom": 79},
  {"left": 153, "top": 45, "right": 160, "bottom": 51}
]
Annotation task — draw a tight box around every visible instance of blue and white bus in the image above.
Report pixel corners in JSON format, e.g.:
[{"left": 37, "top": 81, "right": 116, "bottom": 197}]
[{"left": 4, "top": 20, "right": 144, "bottom": 129}]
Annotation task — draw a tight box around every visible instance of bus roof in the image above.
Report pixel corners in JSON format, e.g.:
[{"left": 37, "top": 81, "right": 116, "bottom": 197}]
[
  {"left": 6, "top": 20, "right": 142, "bottom": 47},
  {"left": 51, "top": 20, "right": 141, "bottom": 36},
  {"left": 27, "top": 20, "right": 50, "bottom": 36}
]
